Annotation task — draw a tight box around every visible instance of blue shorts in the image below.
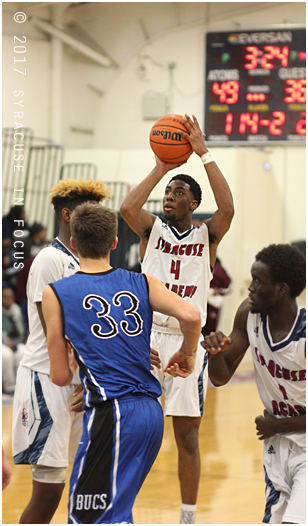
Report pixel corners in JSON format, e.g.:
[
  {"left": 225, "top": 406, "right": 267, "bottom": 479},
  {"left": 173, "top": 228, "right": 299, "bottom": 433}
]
[{"left": 68, "top": 395, "right": 164, "bottom": 524}]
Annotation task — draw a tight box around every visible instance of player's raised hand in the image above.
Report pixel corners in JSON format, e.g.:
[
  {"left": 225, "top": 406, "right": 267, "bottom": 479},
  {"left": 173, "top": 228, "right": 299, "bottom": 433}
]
[
  {"left": 201, "top": 330, "right": 232, "bottom": 354},
  {"left": 155, "top": 154, "right": 186, "bottom": 172},
  {"left": 178, "top": 114, "right": 207, "bottom": 157}
]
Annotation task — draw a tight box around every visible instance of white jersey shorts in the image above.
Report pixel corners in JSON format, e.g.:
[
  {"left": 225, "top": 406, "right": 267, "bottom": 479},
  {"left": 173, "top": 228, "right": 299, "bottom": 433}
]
[
  {"left": 12, "top": 365, "right": 83, "bottom": 468},
  {"left": 263, "top": 434, "right": 306, "bottom": 524},
  {"left": 150, "top": 325, "right": 208, "bottom": 417}
]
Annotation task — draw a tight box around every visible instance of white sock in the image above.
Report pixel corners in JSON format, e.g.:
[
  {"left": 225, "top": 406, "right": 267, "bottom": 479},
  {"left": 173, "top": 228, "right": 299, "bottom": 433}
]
[{"left": 179, "top": 503, "right": 196, "bottom": 524}]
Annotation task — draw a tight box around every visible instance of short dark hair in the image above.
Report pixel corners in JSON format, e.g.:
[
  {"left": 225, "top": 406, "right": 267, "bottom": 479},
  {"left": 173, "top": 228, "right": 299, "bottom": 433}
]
[
  {"left": 255, "top": 243, "right": 306, "bottom": 298},
  {"left": 70, "top": 203, "right": 118, "bottom": 259},
  {"left": 168, "top": 174, "right": 202, "bottom": 207}
]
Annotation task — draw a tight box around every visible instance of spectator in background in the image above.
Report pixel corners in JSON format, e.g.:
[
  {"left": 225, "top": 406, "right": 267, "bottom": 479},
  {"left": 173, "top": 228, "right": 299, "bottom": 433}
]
[
  {"left": 24, "top": 222, "right": 48, "bottom": 259},
  {"left": 2, "top": 284, "right": 25, "bottom": 394},
  {"left": 2, "top": 205, "right": 29, "bottom": 248},
  {"left": 202, "top": 257, "right": 232, "bottom": 337},
  {"left": 2, "top": 205, "right": 30, "bottom": 290},
  {"left": 15, "top": 256, "right": 35, "bottom": 333},
  {"left": 15, "top": 222, "right": 49, "bottom": 331}
]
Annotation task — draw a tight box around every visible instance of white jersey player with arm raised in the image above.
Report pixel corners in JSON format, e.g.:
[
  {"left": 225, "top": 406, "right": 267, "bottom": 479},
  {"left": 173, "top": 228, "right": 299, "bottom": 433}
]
[{"left": 120, "top": 113, "right": 234, "bottom": 524}]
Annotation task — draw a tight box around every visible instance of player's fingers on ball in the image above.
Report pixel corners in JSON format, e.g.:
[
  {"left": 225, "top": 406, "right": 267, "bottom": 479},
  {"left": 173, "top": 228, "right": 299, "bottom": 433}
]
[
  {"left": 192, "top": 114, "right": 200, "bottom": 127},
  {"left": 183, "top": 114, "right": 193, "bottom": 127},
  {"left": 177, "top": 129, "right": 189, "bottom": 139}
]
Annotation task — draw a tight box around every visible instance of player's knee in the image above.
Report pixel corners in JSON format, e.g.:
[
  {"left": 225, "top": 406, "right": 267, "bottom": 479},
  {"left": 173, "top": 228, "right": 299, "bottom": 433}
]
[{"left": 176, "top": 425, "right": 199, "bottom": 455}]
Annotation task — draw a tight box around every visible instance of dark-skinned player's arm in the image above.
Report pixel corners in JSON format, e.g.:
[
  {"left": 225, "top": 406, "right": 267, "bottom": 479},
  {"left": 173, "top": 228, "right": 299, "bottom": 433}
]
[
  {"left": 42, "top": 285, "right": 78, "bottom": 387},
  {"left": 120, "top": 157, "right": 185, "bottom": 259},
  {"left": 255, "top": 410, "right": 306, "bottom": 440},
  {"left": 201, "top": 298, "right": 250, "bottom": 386},
  {"left": 146, "top": 274, "right": 201, "bottom": 378},
  {"left": 180, "top": 114, "right": 235, "bottom": 268}
]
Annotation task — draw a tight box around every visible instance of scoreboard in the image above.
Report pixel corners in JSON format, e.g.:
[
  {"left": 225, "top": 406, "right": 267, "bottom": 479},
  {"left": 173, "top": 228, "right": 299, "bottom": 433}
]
[{"left": 205, "top": 29, "right": 306, "bottom": 144}]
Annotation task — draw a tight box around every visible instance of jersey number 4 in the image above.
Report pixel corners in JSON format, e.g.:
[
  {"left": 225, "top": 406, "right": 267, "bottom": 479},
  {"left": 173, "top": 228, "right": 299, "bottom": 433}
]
[
  {"left": 170, "top": 259, "right": 181, "bottom": 280},
  {"left": 83, "top": 292, "right": 143, "bottom": 339}
]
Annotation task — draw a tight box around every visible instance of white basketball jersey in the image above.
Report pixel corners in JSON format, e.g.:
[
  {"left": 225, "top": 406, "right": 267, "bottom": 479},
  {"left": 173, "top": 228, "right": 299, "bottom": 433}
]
[
  {"left": 141, "top": 216, "right": 212, "bottom": 328},
  {"left": 20, "top": 238, "right": 79, "bottom": 375},
  {"left": 247, "top": 307, "right": 306, "bottom": 448}
]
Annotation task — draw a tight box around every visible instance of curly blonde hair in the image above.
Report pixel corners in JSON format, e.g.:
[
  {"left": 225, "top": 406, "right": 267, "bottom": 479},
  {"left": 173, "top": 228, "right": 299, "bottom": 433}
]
[{"left": 50, "top": 179, "right": 111, "bottom": 219}]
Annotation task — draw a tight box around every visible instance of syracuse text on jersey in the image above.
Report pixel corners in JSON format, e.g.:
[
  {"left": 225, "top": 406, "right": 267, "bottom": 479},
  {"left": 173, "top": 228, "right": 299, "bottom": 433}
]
[
  {"left": 254, "top": 346, "right": 306, "bottom": 417},
  {"left": 154, "top": 236, "right": 205, "bottom": 298}
]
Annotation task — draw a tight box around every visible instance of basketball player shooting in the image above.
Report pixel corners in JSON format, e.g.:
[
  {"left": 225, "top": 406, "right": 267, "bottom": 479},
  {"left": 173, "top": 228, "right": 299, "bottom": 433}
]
[{"left": 120, "top": 113, "right": 234, "bottom": 524}]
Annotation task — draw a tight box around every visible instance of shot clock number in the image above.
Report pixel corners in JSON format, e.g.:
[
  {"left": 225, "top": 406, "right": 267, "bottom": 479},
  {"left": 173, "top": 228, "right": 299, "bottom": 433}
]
[{"left": 244, "top": 45, "right": 289, "bottom": 69}]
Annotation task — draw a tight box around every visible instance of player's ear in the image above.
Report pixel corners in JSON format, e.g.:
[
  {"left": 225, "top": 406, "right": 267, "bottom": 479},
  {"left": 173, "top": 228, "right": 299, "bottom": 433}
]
[
  {"left": 277, "top": 282, "right": 289, "bottom": 298},
  {"left": 190, "top": 200, "right": 198, "bottom": 212},
  {"left": 62, "top": 208, "right": 71, "bottom": 223},
  {"left": 111, "top": 236, "right": 118, "bottom": 251},
  {"left": 70, "top": 236, "right": 77, "bottom": 250}
]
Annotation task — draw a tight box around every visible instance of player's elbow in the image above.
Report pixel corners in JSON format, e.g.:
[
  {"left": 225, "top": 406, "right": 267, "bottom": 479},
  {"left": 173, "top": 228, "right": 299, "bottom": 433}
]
[
  {"left": 120, "top": 200, "right": 133, "bottom": 220},
  {"left": 223, "top": 202, "right": 235, "bottom": 226},
  {"left": 50, "top": 367, "right": 71, "bottom": 387},
  {"left": 183, "top": 306, "right": 201, "bottom": 331},
  {"left": 208, "top": 374, "right": 228, "bottom": 387}
]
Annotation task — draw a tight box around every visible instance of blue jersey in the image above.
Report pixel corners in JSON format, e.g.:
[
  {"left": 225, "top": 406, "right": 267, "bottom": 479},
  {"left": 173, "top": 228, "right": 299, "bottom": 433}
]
[{"left": 51, "top": 268, "right": 162, "bottom": 406}]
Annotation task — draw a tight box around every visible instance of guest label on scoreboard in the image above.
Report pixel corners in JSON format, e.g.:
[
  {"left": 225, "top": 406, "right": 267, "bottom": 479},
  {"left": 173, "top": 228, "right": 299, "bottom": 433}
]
[{"left": 205, "top": 29, "right": 306, "bottom": 143}]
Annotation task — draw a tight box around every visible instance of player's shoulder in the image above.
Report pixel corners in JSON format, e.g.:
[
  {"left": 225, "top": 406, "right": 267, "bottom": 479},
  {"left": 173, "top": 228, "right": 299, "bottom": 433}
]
[
  {"left": 295, "top": 306, "right": 306, "bottom": 339},
  {"left": 116, "top": 267, "right": 148, "bottom": 287},
  {"left": 236, "top": 298, "right": 251, "bottom": 324},
  {"left": 32, "top": 244, "right": 64, "bottom": 265}
]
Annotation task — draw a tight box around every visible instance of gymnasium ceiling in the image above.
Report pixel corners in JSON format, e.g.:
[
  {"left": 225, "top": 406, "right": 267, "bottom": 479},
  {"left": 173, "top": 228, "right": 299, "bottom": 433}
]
[{"left": 3, "top": 2, "right": 305, "bottom": 71}]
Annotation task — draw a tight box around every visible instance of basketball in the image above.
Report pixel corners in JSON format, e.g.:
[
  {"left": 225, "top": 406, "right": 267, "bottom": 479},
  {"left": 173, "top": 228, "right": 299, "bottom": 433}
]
[{"left": 149, "top": 114, "right": 193, "bottom": 163}]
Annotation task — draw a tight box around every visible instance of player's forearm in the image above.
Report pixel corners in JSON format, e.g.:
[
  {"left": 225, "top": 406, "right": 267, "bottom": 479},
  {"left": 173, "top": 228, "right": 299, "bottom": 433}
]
[
  {"left": 208, "top": 352, "right": 233, "bottom": 386},
  {"left": 48, "top": 338, "right": 74, "bottom": 386},
  {"left": 120, "top": 165, "right": 168, "bottom": 216},
  {"left": 50, "top": 365, "right": 73, "bottom": 387},
  {"left": 204, "top": 161, "right": 234, "bottom": 219},
  {"left": 272, "top": 414, "right": 306, "bottom": 434},
  {"left": 179, "top": 311, "right": 201, "bottom": 356}
]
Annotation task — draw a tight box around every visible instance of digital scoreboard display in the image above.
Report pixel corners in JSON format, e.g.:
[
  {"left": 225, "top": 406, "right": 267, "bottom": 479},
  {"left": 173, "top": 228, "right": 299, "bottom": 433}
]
[{"left": 205, "top": 29, "right": 306, "bottom": 144}]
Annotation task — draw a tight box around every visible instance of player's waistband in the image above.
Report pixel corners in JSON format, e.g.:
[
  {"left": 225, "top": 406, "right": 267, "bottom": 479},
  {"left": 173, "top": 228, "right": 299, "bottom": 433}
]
[{"left": 152, "top": 323, "right": 182, "bottom": 335}]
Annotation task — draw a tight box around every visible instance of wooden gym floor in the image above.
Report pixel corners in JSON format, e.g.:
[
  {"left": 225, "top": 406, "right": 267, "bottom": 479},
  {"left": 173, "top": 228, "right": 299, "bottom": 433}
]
[{"left": 2, "top": 363, "right": 265, "bottom": 524}]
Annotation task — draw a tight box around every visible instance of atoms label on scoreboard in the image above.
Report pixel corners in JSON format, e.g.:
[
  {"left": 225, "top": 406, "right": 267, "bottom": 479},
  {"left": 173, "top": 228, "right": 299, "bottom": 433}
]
[{"left": 205, "top": 29, "right": 306, "bottom": 143}]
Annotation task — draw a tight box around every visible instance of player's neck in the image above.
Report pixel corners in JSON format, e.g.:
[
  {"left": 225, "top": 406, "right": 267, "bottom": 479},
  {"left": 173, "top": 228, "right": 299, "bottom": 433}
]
[
  {"left": 79, "top": 256, "right": 112, "bottom": 273},
  {"left": 57, "top": 232, "right": 78, "bottom": 256},
  {"left": 166, "top": 217, "right": 192, "bottom": 233},
  {"left": 267, "top": 300, "right": 298, "bottom": 342}
]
